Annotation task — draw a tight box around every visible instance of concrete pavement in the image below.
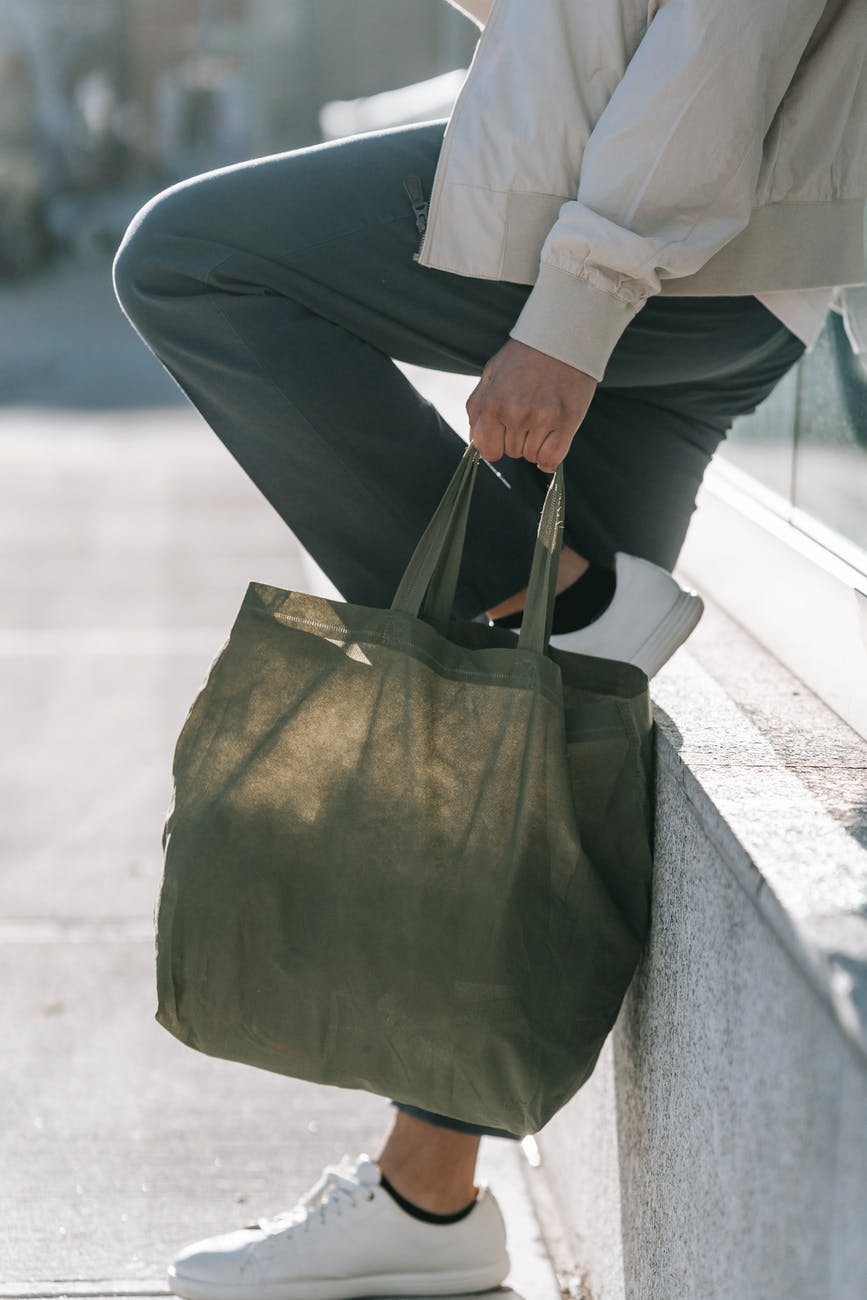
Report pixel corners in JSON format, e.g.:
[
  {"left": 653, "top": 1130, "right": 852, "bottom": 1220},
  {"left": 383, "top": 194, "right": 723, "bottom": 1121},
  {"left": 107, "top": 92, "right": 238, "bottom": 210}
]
[{"left": 0, "top": 257, "right": 561, "bottom": 1300}]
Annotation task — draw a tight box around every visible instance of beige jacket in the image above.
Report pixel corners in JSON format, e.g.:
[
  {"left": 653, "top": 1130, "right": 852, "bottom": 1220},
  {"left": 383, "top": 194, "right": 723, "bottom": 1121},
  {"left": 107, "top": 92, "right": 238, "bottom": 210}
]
[{"left": 426, "top": 0, "right": 867, "bottom": 378}]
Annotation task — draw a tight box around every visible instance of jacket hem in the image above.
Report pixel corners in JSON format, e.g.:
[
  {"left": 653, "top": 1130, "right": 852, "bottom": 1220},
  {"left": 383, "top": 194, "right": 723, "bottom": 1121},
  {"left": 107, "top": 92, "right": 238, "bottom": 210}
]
[{"left": 420, "top": 188, "right": 866, "bottom": 295}]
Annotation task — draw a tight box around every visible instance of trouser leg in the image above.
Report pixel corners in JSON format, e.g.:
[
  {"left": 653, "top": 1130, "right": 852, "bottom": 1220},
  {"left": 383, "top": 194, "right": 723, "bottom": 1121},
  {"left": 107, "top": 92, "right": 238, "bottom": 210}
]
[
  {"left": 114, "top": 120, "right": 805, "bottom": 1142},
  {"left": 113, "top": 121, "right": 544, "bottom": 622},
  {"left": 388, "top": 1100, "right": 521, "bottom": 1142},
  {"left": 555, "top": 295, "right": 805, "bottom": 569},
  {"left": 113, "top": 119, "right": 804, "bottom": 603}
]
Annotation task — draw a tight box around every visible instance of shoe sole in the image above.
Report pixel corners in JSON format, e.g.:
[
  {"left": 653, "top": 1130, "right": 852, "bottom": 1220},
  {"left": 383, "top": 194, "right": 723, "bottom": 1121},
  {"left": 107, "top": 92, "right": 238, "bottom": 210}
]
[
  {"left": 629, "top": 589, "right": 704, "bottom": 678},
  {"left": 168, "top": 1257, "right": 510, "bottom": 1300}
]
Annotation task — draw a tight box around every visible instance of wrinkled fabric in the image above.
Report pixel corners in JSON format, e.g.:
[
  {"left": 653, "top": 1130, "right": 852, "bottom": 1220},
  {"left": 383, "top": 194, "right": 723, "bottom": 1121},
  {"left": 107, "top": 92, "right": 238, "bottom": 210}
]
[
  {"left": 155, "top": 443, "right": 654, "bottom": 1137},
  {"left": 423, "top": 0, "right": 867, "bottom": 379}
]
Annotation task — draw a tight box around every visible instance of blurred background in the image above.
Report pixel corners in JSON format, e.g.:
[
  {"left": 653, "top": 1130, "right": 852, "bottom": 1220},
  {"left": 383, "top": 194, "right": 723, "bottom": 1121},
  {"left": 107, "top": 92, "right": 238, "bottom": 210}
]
[
  {"left": 1, "top": 2, "right": 865, "bottom": 1291},
  {"left": 0, "top": 0, "right": 477, "bottom": 273}
]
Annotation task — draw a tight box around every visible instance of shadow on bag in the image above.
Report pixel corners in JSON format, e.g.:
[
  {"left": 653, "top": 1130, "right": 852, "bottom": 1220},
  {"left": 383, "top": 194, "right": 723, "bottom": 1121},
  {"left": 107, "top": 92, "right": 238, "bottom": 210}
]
[{"left": 155, "top": 441, "right": 654, "bottom": 1138}]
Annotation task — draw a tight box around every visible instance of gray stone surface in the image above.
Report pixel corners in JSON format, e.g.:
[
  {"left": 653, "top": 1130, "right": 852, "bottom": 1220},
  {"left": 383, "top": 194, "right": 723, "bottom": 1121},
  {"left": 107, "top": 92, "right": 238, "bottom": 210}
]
[
  {"left": 1, "top": 258, "right": 558, "bottom": 1300},
  {"left": 536, "top": 615, "right": 867, "bottom": 1300},
  {"left": 672, "top": 602, "right": 867, "bottom": 850},
  {"left": 0, "top": 415, "right": 311, "bottom": 925},
  {"left": 526, "top": 1043, "right": 624, "bottom": 1300},
  {"left": 617, "top": 773, "right": 862, "bottom": 1300},
  {"left": 653, "top": 625, "right": 867, "bottom": 1050}
]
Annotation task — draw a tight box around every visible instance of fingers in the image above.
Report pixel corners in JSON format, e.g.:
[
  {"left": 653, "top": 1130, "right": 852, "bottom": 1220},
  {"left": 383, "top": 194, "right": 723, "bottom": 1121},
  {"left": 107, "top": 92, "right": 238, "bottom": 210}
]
[
  {"left": 466, "top": 341, "right": 592, "bottom": 472},
  {"left": 534, "top": 429, "right": 575, "bottom": 474},
  {"left": 468, "top": 394, "right": 545, "bottom": 466},
  {"left": 467, "top": 372, "right": 508, "bottom": 462},
  {"left": 472, "top": 422, "right": 572, "bottom": 472},
  {"left": 503, "top": 426, "right": 528, "bottom": 459},
  {"left": 469, "top": 406, "right": 572, "bottom": 470},
  {"left": 468, "top": 409, "right": 508, "bottom": 463}
]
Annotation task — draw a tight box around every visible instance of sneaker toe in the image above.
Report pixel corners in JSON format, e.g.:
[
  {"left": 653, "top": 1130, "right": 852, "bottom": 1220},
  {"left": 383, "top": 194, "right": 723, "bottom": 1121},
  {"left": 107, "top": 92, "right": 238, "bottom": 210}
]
[{"left": 171, "top": 1226, "right": 263, "bottom": 1286}]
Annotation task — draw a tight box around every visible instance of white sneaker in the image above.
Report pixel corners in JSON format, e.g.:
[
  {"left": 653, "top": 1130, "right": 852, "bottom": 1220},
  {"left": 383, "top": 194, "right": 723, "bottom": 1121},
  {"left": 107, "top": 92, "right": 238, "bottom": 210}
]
[
  {"left": 504, "top": 552, "right": 702, "bottom": 677},
  {"left": 168, "top": 1153, "right": 511, "bottom": 1300},
  {"left": 545, "top": 552, "right": 703, "bottom": 676}
]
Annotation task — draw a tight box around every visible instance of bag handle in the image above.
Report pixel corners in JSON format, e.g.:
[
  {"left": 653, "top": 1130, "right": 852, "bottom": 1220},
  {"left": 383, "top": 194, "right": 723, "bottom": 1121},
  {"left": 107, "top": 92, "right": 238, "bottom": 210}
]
[{"left": 390, "top": 441, "right": 565, "bottom": 657}]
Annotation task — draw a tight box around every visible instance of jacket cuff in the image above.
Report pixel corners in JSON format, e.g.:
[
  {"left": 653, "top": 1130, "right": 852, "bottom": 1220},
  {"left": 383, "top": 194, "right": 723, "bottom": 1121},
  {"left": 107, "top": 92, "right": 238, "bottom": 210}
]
[{"left": 509, "top": 263, "right": 642, "bottom": 381}]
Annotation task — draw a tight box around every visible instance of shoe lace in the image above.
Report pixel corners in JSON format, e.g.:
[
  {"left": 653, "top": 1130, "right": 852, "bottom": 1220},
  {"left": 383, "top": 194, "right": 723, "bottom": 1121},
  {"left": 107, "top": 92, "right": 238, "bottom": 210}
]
[{"left": 256, "top": 1157, "right": 374, "bottom": 1238}]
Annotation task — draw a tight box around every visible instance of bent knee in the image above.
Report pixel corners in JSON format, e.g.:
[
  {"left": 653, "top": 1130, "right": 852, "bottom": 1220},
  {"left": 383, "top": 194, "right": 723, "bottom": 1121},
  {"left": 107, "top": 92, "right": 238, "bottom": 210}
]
[
  {"left": 113, "top": 190, "right": 172, "bottom": 325},
  {"left": 113, "top": 178, "right": 212, "bottom": 326}
]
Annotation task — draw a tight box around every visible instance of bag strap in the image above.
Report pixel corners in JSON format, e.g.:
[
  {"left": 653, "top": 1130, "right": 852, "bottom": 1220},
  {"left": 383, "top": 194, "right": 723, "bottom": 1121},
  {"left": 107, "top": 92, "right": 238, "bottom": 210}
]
[
  {"left": 391, "top": 441, "right": 565, "bottom": 657},
  {"left": 516, "top": 460, "right": 564, "bottom": 656}
]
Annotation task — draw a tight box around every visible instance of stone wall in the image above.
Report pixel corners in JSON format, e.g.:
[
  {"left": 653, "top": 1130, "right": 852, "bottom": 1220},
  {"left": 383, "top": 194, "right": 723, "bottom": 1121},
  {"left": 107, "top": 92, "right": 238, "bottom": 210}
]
[{"left": 532, "top": 609, "right": 867, "bottom": 1300}]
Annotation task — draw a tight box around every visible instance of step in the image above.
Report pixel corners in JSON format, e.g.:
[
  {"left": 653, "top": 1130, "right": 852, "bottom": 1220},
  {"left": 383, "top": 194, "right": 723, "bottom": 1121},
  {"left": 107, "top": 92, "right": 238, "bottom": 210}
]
[{"left": 528, "top": 597, "right": 867, "bottom": 1300}]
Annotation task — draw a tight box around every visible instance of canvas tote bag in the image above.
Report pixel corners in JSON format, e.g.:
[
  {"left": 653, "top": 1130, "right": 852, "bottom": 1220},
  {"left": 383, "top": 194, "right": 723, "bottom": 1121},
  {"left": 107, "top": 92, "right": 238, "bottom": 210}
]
[{"left": 155, "top": 440, "right": 654, "bottom": 1137}]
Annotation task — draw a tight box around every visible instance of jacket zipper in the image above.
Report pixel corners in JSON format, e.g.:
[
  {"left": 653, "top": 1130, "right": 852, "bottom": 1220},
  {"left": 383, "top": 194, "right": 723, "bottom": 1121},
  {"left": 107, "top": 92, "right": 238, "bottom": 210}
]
[{"left": 402, "top": 175, "right": 429, "bottom": 262}]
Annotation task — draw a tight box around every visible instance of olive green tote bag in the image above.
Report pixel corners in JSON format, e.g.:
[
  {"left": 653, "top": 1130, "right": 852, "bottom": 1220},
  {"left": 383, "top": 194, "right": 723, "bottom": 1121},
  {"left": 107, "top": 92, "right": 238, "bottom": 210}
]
[{"left": 155, "top": 441, "right": 654, "bottom": 1137}]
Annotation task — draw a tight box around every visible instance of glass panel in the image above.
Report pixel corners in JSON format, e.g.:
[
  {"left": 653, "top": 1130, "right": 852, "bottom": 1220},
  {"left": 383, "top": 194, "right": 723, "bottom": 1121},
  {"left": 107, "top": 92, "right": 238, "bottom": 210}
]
[
  {"left": 718, "top": 362, "right": 798, "bottom": 504},
  {"left": 793, "top": 309, "right": 867, "bottom": 555}
]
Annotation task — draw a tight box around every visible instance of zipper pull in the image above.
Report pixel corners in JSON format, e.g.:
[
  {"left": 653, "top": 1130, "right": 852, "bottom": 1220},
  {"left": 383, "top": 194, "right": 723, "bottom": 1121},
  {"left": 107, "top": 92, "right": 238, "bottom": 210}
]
[
  {"left": 402, "top": 175, "right": 429, "bottom": 234},
  {"left": 402, "top": 175, "right": 429, "bottom": 261}
]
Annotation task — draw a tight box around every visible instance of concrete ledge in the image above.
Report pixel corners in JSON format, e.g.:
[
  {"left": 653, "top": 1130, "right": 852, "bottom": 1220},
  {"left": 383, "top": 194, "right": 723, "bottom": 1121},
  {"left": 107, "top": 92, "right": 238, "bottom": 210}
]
[{"left": 531, "top": 598, "right": 867, "bottom": 1300}]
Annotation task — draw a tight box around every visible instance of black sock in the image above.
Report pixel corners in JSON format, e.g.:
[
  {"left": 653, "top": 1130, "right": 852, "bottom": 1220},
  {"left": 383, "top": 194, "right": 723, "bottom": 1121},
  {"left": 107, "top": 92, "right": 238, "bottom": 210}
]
[
  {"left": 493, "top": 561, "right": 616, "bottom": 634},
  {"left": 378, "top": 1171, "right": 477, "bottom": 1224}
]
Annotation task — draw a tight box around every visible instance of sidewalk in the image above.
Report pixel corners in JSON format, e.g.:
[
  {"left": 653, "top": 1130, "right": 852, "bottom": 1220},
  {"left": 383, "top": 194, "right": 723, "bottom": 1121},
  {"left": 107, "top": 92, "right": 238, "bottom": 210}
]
[{"left": 0, "top": 258, "right": 560, "bottom": 1299}]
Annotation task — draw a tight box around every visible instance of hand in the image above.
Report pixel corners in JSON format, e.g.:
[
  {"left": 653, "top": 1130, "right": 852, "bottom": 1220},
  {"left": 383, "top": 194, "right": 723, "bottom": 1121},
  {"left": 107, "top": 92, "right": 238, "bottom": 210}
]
[{"left": 466, "top": 338, "right": 598, "bottom": 473}]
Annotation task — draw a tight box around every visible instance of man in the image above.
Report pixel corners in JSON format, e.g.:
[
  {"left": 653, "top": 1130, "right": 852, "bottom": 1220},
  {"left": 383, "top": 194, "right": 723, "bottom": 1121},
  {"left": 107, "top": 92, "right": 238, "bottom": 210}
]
[{"left": 114, "top": 1, "right": 866, "bottom": 1296}]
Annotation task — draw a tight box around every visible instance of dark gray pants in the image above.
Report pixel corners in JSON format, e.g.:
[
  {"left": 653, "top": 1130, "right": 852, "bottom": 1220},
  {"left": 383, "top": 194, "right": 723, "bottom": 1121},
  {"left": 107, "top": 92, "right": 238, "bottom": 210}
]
[{"left": 113, "top": 119, "right": 804, "bottom": 1140}]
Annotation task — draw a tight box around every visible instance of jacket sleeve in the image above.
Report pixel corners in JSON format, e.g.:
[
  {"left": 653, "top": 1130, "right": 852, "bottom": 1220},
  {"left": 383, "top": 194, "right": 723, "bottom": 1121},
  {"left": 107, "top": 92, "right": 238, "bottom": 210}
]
[
  {"left": 509, "top": 0, "right": 828, "bottom": 381},
  {"left": 441, "top": 0, "right": 491, "bottom": 29}
]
